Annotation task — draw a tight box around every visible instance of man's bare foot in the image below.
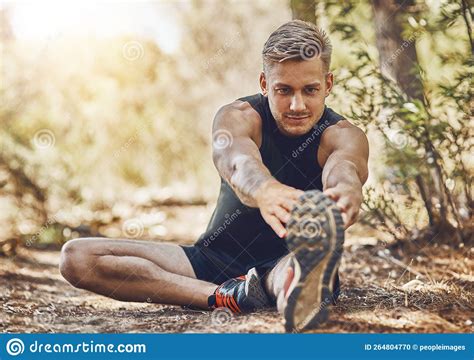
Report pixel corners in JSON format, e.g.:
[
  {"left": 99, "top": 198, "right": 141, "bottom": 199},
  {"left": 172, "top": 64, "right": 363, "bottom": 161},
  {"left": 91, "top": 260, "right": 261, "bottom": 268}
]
[{"left": 276, "top": 262, "right": 295, "bottom": 313}]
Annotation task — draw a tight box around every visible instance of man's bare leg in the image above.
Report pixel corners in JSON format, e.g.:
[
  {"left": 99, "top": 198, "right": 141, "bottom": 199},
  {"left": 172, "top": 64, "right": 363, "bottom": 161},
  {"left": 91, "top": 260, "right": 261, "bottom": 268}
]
[
  {"left": 264, "top": 253, "right": 340, "bottom": 313},
  {"left": 59, "top": 238, "right": 218, "bottom": 309},
  {"left": 264, "top": 254, "right": 294, "bottom": 310}
]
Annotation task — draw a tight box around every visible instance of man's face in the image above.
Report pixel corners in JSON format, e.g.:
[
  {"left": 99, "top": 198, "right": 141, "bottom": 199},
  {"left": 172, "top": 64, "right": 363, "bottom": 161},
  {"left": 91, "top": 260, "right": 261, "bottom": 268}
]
[{"left": 260, "top": 57, "right": 333, "bottom": 137}]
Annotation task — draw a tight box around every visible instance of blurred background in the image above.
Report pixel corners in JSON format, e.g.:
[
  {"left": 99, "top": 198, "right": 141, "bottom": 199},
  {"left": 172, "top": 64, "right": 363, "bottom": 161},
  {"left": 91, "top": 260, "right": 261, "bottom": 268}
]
[
  {"left": 1, "top": 0, "right": 473, "bottom": 334},
  {"left": 0, "top": 0, "right": 472, "bottom": 253}
]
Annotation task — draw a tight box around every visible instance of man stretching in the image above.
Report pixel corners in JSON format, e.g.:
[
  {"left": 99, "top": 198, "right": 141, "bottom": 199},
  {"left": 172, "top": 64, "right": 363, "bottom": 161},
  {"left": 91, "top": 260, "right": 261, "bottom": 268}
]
[{"left": 60, "top": 20, "right": 369, "bottom": 332}]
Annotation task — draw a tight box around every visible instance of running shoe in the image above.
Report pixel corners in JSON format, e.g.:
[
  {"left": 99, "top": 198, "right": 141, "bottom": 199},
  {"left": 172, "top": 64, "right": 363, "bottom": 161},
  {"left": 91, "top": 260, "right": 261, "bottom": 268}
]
[
  {"left": 281, "top": 190, "right": 345, "bottom": 332},
  {"left": 209, "top": 268, "right": 271, "bottom": 313}
]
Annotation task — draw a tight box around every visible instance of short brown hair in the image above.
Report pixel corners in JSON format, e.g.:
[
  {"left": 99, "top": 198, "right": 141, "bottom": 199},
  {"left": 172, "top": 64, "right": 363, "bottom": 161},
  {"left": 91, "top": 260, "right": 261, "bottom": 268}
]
[{"left": 262, "top": 20, "right": 332, "bottom": 73}]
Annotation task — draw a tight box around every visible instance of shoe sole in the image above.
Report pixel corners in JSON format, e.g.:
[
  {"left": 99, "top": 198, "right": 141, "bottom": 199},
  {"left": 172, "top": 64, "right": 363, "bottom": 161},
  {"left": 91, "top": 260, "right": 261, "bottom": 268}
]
[{"left": 283, "top": 190, "right": 344, "bottom": 332}]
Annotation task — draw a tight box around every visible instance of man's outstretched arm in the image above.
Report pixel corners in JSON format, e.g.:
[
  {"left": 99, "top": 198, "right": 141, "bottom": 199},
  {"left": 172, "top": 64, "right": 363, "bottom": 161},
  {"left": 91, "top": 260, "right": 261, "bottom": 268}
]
[
  {"left": 319, "top": 120, "right": 369, "bottom": 228},
  {"left": 212, "top": 102, "right": 303, "bottom": 238}
]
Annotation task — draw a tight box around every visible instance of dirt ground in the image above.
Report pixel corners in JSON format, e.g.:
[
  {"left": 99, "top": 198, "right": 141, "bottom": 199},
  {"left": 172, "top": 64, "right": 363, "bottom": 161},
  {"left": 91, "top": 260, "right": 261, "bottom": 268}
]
[{"left": 1, "top": 236, "right": 472, "bottom": 333}]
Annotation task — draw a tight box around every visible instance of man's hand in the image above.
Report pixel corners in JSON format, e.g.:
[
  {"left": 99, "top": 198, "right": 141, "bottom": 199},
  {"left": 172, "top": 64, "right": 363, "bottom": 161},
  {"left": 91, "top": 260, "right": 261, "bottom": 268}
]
[
  {"left": 255, "top": 179, "right": 304, "bottom": 238},
  {"left": 324, "top": 183, "right": 362, "bottom": 229}
]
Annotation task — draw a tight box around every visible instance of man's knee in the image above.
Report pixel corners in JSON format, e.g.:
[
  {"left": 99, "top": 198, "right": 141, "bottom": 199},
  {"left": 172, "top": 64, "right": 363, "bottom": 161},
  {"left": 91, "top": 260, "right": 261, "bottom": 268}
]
[{"left": 59, "top": 238, "right": 93, "bottom": 286}]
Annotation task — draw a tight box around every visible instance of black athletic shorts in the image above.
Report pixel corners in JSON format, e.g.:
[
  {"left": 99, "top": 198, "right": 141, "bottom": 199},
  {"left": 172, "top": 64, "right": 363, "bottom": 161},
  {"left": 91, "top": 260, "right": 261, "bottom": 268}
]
[
  {"left": 181, "top": 244, "right": 281, "bottom": 285},
  {"left": 181, "top": 244, "right": 341, "bottom": 303}
]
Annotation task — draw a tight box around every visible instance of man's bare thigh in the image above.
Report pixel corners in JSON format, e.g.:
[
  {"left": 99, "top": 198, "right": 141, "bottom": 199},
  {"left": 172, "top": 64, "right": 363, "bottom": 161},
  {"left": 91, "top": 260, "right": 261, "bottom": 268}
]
[{"left": 70, "top": 238, "right": 196, "bottom": 278}]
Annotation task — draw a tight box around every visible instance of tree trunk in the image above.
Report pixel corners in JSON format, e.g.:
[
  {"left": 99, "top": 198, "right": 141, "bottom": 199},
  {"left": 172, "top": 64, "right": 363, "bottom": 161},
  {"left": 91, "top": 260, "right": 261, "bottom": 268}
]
[
  {"left": 461, "top": 0, "right": 473, "bottom": 55},
  {"left": 372, "top": 0, "right": 463, "bottom": 242},
  {"left": 290, "top": 0, "right": 317, "bottom": 23},
  {"left": 415, "top": 175, "right": 435, "bottom": 226},
  {"left": 372, "top": 0, "right": 424, "bottom": 102}
]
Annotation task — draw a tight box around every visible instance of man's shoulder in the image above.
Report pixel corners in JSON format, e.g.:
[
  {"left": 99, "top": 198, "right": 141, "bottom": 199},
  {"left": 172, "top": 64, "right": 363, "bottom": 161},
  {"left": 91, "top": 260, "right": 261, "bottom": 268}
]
[
  {"left": 320, "top": 118, "right": 368, "bottom": 150},
  {"left": 327, "top": 119, "right": 364, "bottom": 134},
  {"left": 218, "top": 96, "right": 263, "bottom": 123},
  {"left": 214, "top": 96, "right": 263, "bottom": 145}
]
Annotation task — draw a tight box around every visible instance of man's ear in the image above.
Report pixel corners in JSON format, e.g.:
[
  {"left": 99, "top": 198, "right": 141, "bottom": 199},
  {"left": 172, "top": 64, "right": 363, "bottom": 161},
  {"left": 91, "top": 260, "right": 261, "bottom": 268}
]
[
  {"left": 259, "top": 71, "right": 268, "bottom": 95},
  {"left": 325, "top": 72, "right": 334, "bottom": 97}
]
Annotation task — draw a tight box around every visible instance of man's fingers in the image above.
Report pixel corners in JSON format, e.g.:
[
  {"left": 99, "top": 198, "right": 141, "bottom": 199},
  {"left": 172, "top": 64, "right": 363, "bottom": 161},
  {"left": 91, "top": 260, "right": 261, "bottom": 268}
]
[
  {"left": 342, "top": 207, "right": 359, "bottom": 229},
  {"left": 336, "top": 197, "right": 351, "bottom": 212},
  {"left": 347, "top": 208, "right": 359, "bottom": 227},
  {"left": 291, "top": 189, "right": 305, "bottom": 199},
  {"left": 324, "top": 188, "right": 340, "bottom": 202},
  {"left": 281, "top": 198, "right": 297, "bottom": 211},
  {"left": 264, "top": 214, "right": 287, "bottom": 238},
  {"left": 341, "top": 212, "right": 349, "bottom": 228},
  {"left": 334, "top": 196, "right": 356, "bottom": 228},
  {"left": 273, "top": 206, "right": 291, "bottom": 224}
]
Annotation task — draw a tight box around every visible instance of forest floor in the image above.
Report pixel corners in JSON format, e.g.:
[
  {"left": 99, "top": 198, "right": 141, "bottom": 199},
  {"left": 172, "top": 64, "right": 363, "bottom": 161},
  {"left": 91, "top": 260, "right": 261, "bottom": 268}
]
[{"left": 1, "top": 204, "right": 472, "bottom": 333}]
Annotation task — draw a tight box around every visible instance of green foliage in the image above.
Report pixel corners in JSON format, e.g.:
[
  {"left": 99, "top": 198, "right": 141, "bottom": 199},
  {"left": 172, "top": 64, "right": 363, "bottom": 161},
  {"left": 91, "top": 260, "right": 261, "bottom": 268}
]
[{"left": 327, "top": 0, "right": 472, "bottom": 244}]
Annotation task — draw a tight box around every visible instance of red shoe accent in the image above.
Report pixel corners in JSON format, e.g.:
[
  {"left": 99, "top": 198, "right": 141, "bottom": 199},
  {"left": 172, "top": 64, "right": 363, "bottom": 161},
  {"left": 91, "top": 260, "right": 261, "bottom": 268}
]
[{"left": 213, "top": 277, "right": 244, "bottom": 313}]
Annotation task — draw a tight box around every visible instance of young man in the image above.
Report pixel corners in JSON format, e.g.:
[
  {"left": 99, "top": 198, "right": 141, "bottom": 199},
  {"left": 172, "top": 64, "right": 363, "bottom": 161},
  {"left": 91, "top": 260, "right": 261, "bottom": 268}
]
[{"left": 60, "top": 20, "right": 369, "bottom": 332}]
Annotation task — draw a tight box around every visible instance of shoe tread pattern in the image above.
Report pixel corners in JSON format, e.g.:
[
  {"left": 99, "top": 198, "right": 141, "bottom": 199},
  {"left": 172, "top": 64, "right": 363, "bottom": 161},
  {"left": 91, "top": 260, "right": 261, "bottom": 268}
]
[{"left": 283, "top": 190, "right": 344, "bottom": 332}]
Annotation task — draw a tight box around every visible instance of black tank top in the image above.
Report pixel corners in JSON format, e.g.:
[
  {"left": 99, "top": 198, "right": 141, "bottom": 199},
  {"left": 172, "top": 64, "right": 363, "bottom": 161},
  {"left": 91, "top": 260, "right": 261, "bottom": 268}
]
[{"left": 195, "top": 93, "right": 344, "bottom": 266}]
